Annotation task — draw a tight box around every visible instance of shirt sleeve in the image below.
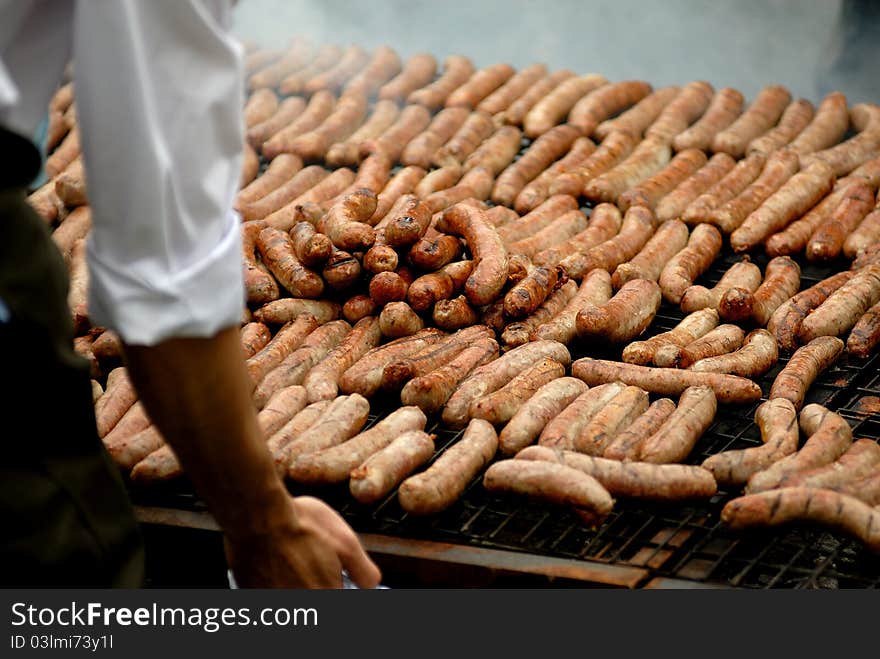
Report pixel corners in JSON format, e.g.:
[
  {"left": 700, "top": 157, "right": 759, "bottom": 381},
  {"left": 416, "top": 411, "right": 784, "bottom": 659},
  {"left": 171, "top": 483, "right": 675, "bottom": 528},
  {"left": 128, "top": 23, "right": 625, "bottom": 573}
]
[{"left": 73, "top": 0, "right": 245, "bottom": 346}]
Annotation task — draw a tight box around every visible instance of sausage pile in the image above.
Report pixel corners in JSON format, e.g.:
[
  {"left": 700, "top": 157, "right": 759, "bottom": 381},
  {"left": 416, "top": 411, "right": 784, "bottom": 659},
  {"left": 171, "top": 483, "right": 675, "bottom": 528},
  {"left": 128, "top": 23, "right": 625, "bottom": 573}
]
[{"left": 38, "top": 38, "right": 880, "bottom": 556}]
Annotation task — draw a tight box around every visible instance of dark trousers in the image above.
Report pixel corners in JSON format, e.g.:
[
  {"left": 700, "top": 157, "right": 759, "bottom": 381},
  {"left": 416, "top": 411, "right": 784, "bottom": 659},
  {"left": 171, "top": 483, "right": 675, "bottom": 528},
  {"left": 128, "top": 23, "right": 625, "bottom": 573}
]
[{"left": 0, "top": 128, "right": 144, "bottom": 587}]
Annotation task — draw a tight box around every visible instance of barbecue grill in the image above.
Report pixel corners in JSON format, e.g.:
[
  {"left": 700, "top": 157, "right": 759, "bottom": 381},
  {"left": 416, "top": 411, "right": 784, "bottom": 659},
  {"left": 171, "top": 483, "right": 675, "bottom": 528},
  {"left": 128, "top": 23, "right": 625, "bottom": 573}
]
[{"left": 133, "top": 194, "right": 880, "bottom": 589}]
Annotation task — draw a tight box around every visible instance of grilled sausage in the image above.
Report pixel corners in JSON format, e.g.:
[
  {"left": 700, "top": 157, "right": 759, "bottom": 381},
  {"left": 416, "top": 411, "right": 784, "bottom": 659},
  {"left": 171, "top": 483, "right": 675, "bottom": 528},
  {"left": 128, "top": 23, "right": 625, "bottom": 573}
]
[
  {"left": 711, "top": 84, "right": 791, "bottom": 158},
  {"left": 470, "top": 358, "right": 565, "bottom": 425},
  {"left": 655, "top": 153, "right": 737, "bottom": 223},
  {"left": 767, "top": 271, "right": 854, "bottom": 352},
  {"left": 349, "top": 430, "right": 435, "bottom": 504},
  {"left": 576, "top": 279, "right": 661, "bottom": 344},
  {"left": 798, "top": 265, "right": 880, "bottom": 343},
  {"left": 747, "top": 98, "right": 815, "bottom": 154},
  {"left": 611, "top": 219, "right": 689, "bottom": 287},
  {"left": 538, "top": 383, "right": 626, "bottom": 451},
  {"left": 602, "top": 398, "right": 677, "bottom": 461},
  {"left": 769, "top": 336, "right": 845, "bottom": 410},
  {"left": 672, "top": 87, "right": 744, "bottom": 152},
  {"left": 658, "top": 223, "right": 723, "bottom": 304},
  {"left": 638, "top": 386, "right": 717, "bottom": 464},
  {"left": 622, "top": 308, "right": 719, "bottom": 366},
  {"left": 689, "top": 329, "right": 779, "bottom": 378}
]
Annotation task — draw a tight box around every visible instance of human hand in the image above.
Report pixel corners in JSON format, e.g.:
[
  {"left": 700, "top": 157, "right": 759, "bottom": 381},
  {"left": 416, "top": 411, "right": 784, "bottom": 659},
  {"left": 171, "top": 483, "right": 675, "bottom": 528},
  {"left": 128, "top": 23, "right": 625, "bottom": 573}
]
[{"left": 224, "top": 495, "right": 381, "bottom": 589}]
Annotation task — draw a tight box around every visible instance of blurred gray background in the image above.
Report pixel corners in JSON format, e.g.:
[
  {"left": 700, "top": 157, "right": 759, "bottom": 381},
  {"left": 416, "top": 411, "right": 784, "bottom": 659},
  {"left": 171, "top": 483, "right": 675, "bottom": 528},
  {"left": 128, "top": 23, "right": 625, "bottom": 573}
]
[{"left": 231, "top": 0, "right": 879, "bottom": 104}]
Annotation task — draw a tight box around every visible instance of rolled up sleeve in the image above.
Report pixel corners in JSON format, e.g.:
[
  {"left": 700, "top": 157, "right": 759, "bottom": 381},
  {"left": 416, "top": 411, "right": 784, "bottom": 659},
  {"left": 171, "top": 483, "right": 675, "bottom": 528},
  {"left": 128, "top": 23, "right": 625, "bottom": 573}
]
[{"left": 73, "top": 0, "right": 245, "bottom": 346}]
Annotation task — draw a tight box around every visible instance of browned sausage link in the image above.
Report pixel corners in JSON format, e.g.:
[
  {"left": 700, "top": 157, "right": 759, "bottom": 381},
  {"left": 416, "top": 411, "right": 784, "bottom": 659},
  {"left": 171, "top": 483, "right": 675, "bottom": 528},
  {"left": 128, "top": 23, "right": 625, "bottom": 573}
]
[
  {"left": 700, "top": 398, "right": 799, "bottom": 487},
  {"left": 780, "top": 439, "right": 880, "bottom": 490},
  {"left": 847, "top": 299, "right": 880, "bottom": 358},
  {"left": 275, "top": 44, "right": 339, "bottom": 94},
  {"left": 497, "top": 194, "right": 580, "bottom": 245},
  {"left": 445, "top": 63, "right": 516, "bottom": 109},
  {"left": 729, "top": 161, "right": 835, "bottom": 252},
  {"left": 538, "top": 383, "right": 626, "bottom": 450},
  {"left": 341, "top": 152, "right": 392, "bottom": 198},
  {"left": 433, "top": 111, "right": 497, "bottom": 167},
  {"left": 769, "top": 336, "right": 845, "bottom": 410},
  {"left": 380, "top": 194, "right": 432, "bottom": 248},
  {"left": 470, "top": 358, "right": 566, "bottom": 425},
  {"left": 408, "top": 233, "right": 463, "bottom": 271},
  {"left": 750, "top": 256, "right": 802, "bottom": 327},
  {"left": 767, "top": 271, "right": 853, "bottom": 352},
  {"left": 316, "top": 188, "right": 377, "bottom": 251},
  {"left": 399, "top": 419, "right": 498, "bottom": 515},
  {"left": 246, "top": 315, "right": 320, "bottom": 386},
  {"left": 798, "top": 265, "right": 880, "bottom": 343},
  {"left": 400, "top": 337, "right": 500, "bottom": 414},
  {"left": 852, "top": 243, "right": 880, "bottom": 269},
  {"left": 415, "top": 164, "right": 463, "bottom": 198},
  {"left": 289, "top": 221, "right": 332, "bottom": 269},
  {"left": 477, "top": 63, "right": 547, "bottom": 115},
  {"left": 684, "top": 166, "right": 765, "bottom": 233},
  {"left": 806, "top": 181, "right": 874, "bottom": 261},
  {"left": 349, "top": 430, "right": 435, "bottom": 505},
  {"left": 572, "top": 357, "right": 761, "bottom": 405},
  {"left": 484, "top": 459, "right": 614, "bottom": 524},
  {"left": 618, "top": 149, "right": 708, "bottom": 213},
  {"left": 240, "top": 165, "right": 329, "bottom": 222},
  {"left": 422, "top": 169, "right": 494, "bottom": 215},
  {"left": 689, "top": 329, "right": 779, "bottom": 378},
  {"left": 502, "top": 279, "right": 579, "bottom": 347},
  {"left": 463, "top": 125, "right": 523, "bottom": 175},
  {"left": 265, "top": 168, "right": 358, "bottom": 231},
  {"left": 262, "top": 91, "right": 335, "bottom": 159},
  {"left": 287, "top": 92, "right": 368, "bottom": 162},
  {"left": 576, "top": 278, "right": 661, "bottom": 344},
  {"left": 503, "top": 265, "right": 561, "bottom": 319},
  {"left": 324, "top": 100, "right": 401, "bottom": 168},
  {"left": 236, "top": 154, "right": 303, "bottom": 210},
  {"left": 248, "top": 38, "right": 313, "bottom": 90},
  {"left": 584, "top": 136, "right": 672, "bottom": 204},
  {"left": 369, "top": 166, "right": 427, "bottom": 225},
  {"left": 359, "top": 104, "right": 432, "bottom": 164},
  {"left": 658, "top": 223, "right": 723, "bottom": 304},
  {"left": 507, "top": 209, "right": 588, "bottom": 259},
  {"left": 602, "top": 398, "right": 677, "bottom": 461},
  {"left": 436, "top": 204, "right": 508, "bottom": 306},
  {"left": 622, "top": 307, "right": 719, "bottom": 366},
  {"left": 711, "top": 84, "right": 791, "bottom": 158},
  {"left": 568, "top": 80, "right": 653, "bottom": 137},
  {"left": 339, "top": 328, "right": 445, "bottom": 397},
  {"left": 256, "top": 227, "right": 324, "bottom": 298},
  {"left": 498, "top": 377, "right": 588, "bottom": 456},
  {"left": 788, "top": 92, "right": 850, "bottom": 155},
  {"left": 378, "top": 301, "right": 424, "bottom": 338},
  {"left": 302, "top": 44, "right": 368, "bottom": 94},
  {"left": 514, "top": 137, "right": 597, "bottom": 214},
  {"left": 406, "top": 55, "right": 475, "bottom": 110},
  {"left": 645, "top": 80, "right": 714, "bottom": 142},
  {"left": 378, "top": 53, "right": 437, "bottom": 101},
  {"left": 800, "top": 103, "right": 880, "bottom": 176},
  {"left": 252, "top": 298, "right": 341, "bottom": 325},
  {"left": 443, "top": 340, "right": 571, "bottom": 429},
  {"left": 407, "top": 260, "right": 474, "bottom": 312},
  {"left": 369, "top": 269, "right": 413, "bottom": 306},
  {"left": 722, "top": 488, "right": 880, "bottom": 553},
  {"left": 519, "top": 446, "right": 717, "bottom": 500},
  {"left": 523, "top": 73, "right": 608, "bottom": 138},
  {"left": 747, "top": 98, "right": 815, "bottom": 154},
  {"left": 243, "top": 88, "right": 279, "bottom": 127},
  {"left": 844, "top": 206, "right": 880, "bottom": 259},
  {"left": 594, "top": 86, "right": 681, "bottom": 141},
  {"left": 322, "top": 247, "right": 362, "bottom": 292},
  {"left": 550, "top": 130, "right": 638, "bottom": 197},
  {"left": 574, "top": 385, "right": 650, "bottom": 456},
  {"left": 612, "top": 219, "right": 689, "bottom": 287},
  {"left": 343, "top": 46, "right": 402, "bottom": 97},
  {"left": 303, "top": 317, "right": 381, "bottom": 402},
  {"left": 710, "top": 149, "right": 800, "bottom": 235},
  {"left": 672, "top": 87, "right": 744, "bottom": 152},
  {"left": 835, "top": 471, "right": 880, "bottom": 506},
  {"left": 502, "top": 69, "right": 576, "bottom": 126},
  {"left": 680, "top": 260, "right": 762, "bottom": 314},
  {"left": 432, "top": 295, "right": 479, "bottom": 331},
  {"left": 745, "top": 404, "right": 854, "bottom": 493},
  {"left": 342, "top": 294, "right": 377, "bottom": 324},
  {"left": 533, "top": 202, "right": 621, "bottom": 268},
  {"left": 247, "top": 91, "right": 306, "bottom": 153},
  {"left": 289, "top": 406, "right": 427, "bottom": 485},
  {"left": 671, "top": 324, "right": 746, "bottom": 369},
  {"left": 400, "top": 107, "right": 471, "bottom": 169},
  {"left": 638, "top": 386, "right": 717, "bottom": 464}
]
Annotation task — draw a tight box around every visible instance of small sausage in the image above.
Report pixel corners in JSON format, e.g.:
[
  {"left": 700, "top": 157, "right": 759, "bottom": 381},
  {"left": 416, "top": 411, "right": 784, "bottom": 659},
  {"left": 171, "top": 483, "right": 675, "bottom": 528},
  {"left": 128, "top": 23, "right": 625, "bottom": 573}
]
[
  {"left": 497, "top": 194, "right": 580, "bottom": 245},
  {"left": 533, "top": 202, "right": 622, "bottom": 268},
  {"left": 750, "top": 256, "right": 802, "bottom": 327},
  {"left": 349, "top": 430, "right": 435, "bottom": 504},
  {"left": 343, "top": 46, "right": 402, "bottom": 97},
  {"left": 514, "top": 137, "right": 597, "bottom": 213},
  {"left": 498, "top": 377, "right": 589, "bottom": 456},
  {"left": 602, "top": 398, "right": 677, "bottom": 462},
  {"left": 655, "top": 153, "right": 737, "bottom": 223},
  {"left": 508, "top": 209, "right": 588, "bottom": 259},
  {"left": 594, "top": 86, "right": 681, "bottom": 141},
  {"left": 240, "top": 323, "right": 272, "bottom": 359},
  {"left": 622, "top": 308, "right": 719, "bottom": 366},
  {"left": 672, "top": 87, "right": 744, "bottom": 152},
  {"left": 501, "top": 279, "right": 579, "bottom": 347},
  {"left": 638, "top": 386, "right": 717, "bottom": 464},
  {"left": 463, "top": 125, "right": 523, "bottom": 176},
  {"left": 747, "top": 98, "right": 816, "bottom": 155},
  {"left": 779, "top": 439, "right": 880, "bottom": 490},
  {"left": 248, "top": 39, "right": 314, "bottom": 90},
  {"left": 806, "top": 181, "right": 875, "bottom": 261},
  {"left": 801, "top": 103, "right": 880, "bottom": 176},
  {"left": 324, "top": 100, "right": 401, "bottom": 168},
  {"left": 378, "top": 301, "right": 424, "bottom": 338},
  {"left": 287, "top": 92, "right": 368, "bottom": 162},
  {"left": 289, "top": 221, "right": 333, "bottom": 269},
  {"left": 283, "top": 394, "right": 371, "bottom": 463},
  {"left": 246, "top": 315, "right": 319, "bottom": 387},
  {"left": 658, "top": 223, "right": 723, "bottom": 304},
  {"left": 94, "top": 368, "right": 137, "bottom": 439},
  {"left": 667, "top": 323, "right": 746, "bottom": 369},
  {"left": 576, "top": 279, "right": 661, "bottom": 344},
  {"left": 523, "top": 73, "right": 608, "bottom": 138},
  {"left": 538, "top": 383, "right": 626, "bottom": 451},
  {"left": 583, "top": 137, "right": 672, "bottom": 205},
  {"left": 433, "top": 295, "right": 480, "bottom": 331},
  {"left": 378, "top": 53, "right": 438, "bottom": 102},
  {"left": 847, "top": 299, "right": 880, "bottom": 358},
  {"left": 303, "top": 44, "right": 369, "bottom": 94},
  {"left": 567, "top": 80, "right": 653, "bottom": 137},
  {"left": 549, "top": 130, "right": 638, "bottom": 198},
  {"left": 682, "top": 152, "right": 766, "bottom": 226},
  {"left": 236, "top": 154, "right": 303, "bottom": 210},
  {"left": 276, "top": 44, "right": 340, "bottom": 94},
  {"left": 617, "top": 149, "right": 708, "bottom": 213},
  {"left": 407, "top": 233, "right": 463, "bottom": 272},
  {"left": 689, "top": 329, "right": 779, "bottom": 378},
  {"left": 571, "top": 357, "right": 761, "bottom": 405},
  {"left": 407, "top": 260, "right": 474, "bottom": 312},
  {"left": 844, "top": 207, "right": 880, "bottom": 260},
  {"left": 798, "top": 265, "right": 880, "bottom": 343},
  {"left": 483, "top": 459, "right": 614, "bottom": 524},
  {"left": 788, "top": 92, "right": 850, "bottom": 155},
  {"left": 262, "top": 91, "right": 336, "bottom": 159},
  {"left": 574, "top": 385, "right": 650, "bottom": 456},
  {"left": 531, "top": 270, "right": 613, "bottom": 345},
  {"left": 266, "top": 400, "right": 332, "bottom": 474},
  {"left": 767, "top": 270, "right": 854, "bottom": 352},
  {"left": 303, "top": 317, "right": 381, "bottom": 402},
  {"left": 445, "top": 63, "right": 515, "bottom": 109},
  {"left": 399, "top": 419, "right": 498, "bottom": 515},
  {"left": 680, "top": 260, "right": 762, "bottom": 314},
  {"left": 611, "top": 219, "right": 689, "bottom": 287},
  {"left": 769, "top": 336, "right": 845, "bottom": 410},
  {"left": 432, "top": 111, "right": 496, "bottom": 167},
  {"left": 470, "top": 358, "right": 565, "bottom": 425},
  {"left": 477, "top": 63, "right": 547, "bottom": 115},
  {"left": 711, "top": 84, "right": 791, "bottom": 158},
  {"left": 406, "top": 55, "right": 475, "bottom": 110},
  {"left": 252, "top": 298, "right": 341, "bottom": 326},
  {"left": 240, "top": 165, "right": 329, "bottom": 222},
  {"left": 400, "top": 107, "right": 471, "bottom": 169},
  {"left": 701, "top": 398, "right": 799, "bottom": 487},
  {"left": 359, "top": 104, "right": 432, "bottom": 164},
  {"left": 502, "top": 69, "right": 576, "bottom": 126},
  {"left": 256, "top": 227, "right": 324, "bottom": 298},
  {"left": 645, "top": 80, "right": 714, "bottom": 142}
]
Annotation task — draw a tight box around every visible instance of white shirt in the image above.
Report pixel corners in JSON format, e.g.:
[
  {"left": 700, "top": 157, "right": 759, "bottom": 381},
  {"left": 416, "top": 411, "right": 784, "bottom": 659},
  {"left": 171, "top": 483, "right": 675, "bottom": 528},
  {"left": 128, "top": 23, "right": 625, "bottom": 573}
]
[{"left": 1, "top": 0, "right": 245, "bottom": 346}]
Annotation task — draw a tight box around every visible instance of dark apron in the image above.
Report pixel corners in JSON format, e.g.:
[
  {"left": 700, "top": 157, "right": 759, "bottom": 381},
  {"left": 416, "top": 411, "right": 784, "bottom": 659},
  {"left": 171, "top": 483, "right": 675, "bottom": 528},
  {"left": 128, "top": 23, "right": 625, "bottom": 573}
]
[{"left": 0, "top": 127, "right": 144, "bottom": 587}]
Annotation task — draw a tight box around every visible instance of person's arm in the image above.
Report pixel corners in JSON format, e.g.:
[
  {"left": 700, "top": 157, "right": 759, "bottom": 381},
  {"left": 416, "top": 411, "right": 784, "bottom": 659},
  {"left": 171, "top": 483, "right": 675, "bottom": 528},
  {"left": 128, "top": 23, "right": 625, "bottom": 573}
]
[{"left": 73, "top": 0, "right": 379, "bottom": 587}]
